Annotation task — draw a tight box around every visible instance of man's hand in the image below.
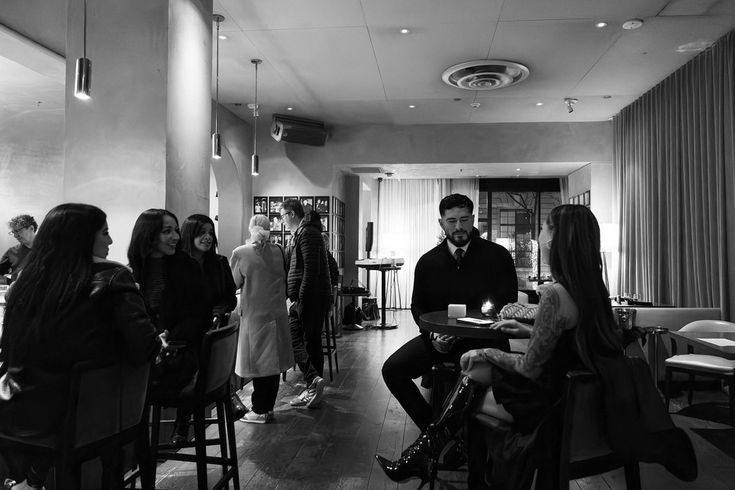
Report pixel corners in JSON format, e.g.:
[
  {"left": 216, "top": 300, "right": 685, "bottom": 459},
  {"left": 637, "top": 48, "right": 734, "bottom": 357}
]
[
  {"left": 490, "top": 319, "right": 532, "bottom": 338},
  {"left": 431, "top": 334, "right": 458, "bottom": 354}
]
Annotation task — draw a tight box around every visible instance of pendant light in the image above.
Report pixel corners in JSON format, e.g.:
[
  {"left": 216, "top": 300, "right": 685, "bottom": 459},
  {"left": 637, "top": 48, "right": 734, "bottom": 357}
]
[
  {"left": 211, "top": 14, "right": 225, "bottom": 159},
  {"left": 251, "top": 58, "right": 262, "bottom": 176},
  {"left": 74, "top": 0, "right": 91, "bottom": 100}
]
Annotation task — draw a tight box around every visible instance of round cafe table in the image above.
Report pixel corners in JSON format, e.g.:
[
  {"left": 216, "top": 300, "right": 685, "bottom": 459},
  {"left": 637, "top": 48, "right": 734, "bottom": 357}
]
[{"left": 419, "top": 310, "right": 506, "bottom": 340}]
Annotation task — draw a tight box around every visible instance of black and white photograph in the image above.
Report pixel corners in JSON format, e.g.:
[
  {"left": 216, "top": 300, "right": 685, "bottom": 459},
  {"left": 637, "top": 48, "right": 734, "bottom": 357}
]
[
  {"left": 300, "top": 196, "right": 314, "bottom": 212},
  {"left": 268, "top": 196, "right": 283, "bottom": 214},
  {"left": 269, "top": 214, "right": 283, "bottom": 232},
  {"left": 314, "top": 196, "right": 329, "bottom": 214},
  {"left": 253, "top": 196, "right": 268, "bottom": 214}
]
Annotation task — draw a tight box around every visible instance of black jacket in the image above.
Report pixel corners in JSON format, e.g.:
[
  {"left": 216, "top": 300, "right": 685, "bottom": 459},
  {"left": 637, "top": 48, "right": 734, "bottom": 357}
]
[
  {"left": 411, "top": 237, "right": 518, "bottom": 337},
  {"left": 0, "top": 261, "right": 160, "bottom": 437},
  {"left": 286, "top": 221, "right": 331, "bottom": 303},
  {"left": 201, "top": 254, "right": 237, "bottom": 318}
]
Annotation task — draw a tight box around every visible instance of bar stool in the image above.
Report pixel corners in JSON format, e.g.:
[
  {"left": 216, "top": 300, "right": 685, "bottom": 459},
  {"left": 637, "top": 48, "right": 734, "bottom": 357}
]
[{"left": 148, "top": 323, "right": 240, "bottom": 490}]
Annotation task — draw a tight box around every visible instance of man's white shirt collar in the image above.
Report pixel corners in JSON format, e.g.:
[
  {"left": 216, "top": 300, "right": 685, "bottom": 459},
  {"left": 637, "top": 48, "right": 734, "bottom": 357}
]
[{"left": 447, "top": 240, "right": 469, "bottom": 256}]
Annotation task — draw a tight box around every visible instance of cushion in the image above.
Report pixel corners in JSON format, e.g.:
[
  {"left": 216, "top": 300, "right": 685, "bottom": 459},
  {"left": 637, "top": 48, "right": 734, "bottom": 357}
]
[{"left": 665, "top": 354, "right": 735, "bottom": 374}]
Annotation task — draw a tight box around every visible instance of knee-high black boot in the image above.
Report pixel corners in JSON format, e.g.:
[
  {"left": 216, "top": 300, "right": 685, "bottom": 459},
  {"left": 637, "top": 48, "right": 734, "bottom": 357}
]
[{"left": 375, "top": 375, "right": 481, "bottom": 486}]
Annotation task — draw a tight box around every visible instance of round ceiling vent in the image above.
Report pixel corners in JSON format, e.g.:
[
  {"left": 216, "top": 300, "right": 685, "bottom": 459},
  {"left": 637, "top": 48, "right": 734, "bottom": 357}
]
[{"left": 441, "top": 60, "right": 530, "bottom": 91}]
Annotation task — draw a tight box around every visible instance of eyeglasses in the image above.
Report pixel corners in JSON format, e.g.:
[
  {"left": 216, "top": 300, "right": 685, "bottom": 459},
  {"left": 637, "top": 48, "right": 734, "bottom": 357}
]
[
  {"left": 279, "top": 211, "right": 292, "bottom": 218},
  {"left": 8, "top": 227, "right": 26, "bottom": 237}
]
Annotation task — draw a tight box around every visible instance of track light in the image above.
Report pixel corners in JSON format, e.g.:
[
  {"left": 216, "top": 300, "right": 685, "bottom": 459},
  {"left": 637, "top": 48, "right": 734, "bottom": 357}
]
[
  {"left": 212, "top": 14, "right": 225, "bottom": 159},
  {"left": 74, "top": 0, "right": 91, "bottom": 100},
  {"left": 564, "top": 97, "right": 578, "bottom": 114}
]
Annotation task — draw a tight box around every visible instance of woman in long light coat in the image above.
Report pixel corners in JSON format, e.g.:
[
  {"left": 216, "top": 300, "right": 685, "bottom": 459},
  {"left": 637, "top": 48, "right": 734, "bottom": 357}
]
[{"left": 230, "top": 215, "right": 294, "bottom": 423}]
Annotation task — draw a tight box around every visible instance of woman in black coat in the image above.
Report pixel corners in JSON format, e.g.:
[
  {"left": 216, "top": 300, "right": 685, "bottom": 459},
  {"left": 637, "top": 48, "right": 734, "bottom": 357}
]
[
  {"left": 0, "top": 203, "right": 160, "bottom": 489},
  {"left": 128, "top": 209, "right": 209, "bottom": 443}
]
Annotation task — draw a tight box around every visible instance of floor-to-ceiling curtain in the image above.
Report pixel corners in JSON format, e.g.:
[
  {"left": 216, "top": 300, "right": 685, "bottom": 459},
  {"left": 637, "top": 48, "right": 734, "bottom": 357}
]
[
  {"left": 375, "top": 178, "right": 479, "bottom": 316},
  {"left": 614, "top": 30, "right": 735, "bottom": 319}
]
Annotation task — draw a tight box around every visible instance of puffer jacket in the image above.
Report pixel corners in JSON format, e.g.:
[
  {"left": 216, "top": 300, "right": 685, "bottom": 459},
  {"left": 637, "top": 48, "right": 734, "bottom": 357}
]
[
  {"left": 0, "top": 260, "right": 160, "bottom": 437},
  {"left": 286, "top": 220, "right": 331, "bottom": 303}
]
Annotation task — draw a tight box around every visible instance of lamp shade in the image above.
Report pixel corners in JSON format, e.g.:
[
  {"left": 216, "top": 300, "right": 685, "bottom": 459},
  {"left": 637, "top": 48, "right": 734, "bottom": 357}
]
[
  {"left": 74, "top": 57, "right": 91, "bottom": 100},
  {"left": 251, "top": 154, "right": 259, "bottom": 176},
  {"left": 211, "top": 133, "right": 221, "bottom": 159}
]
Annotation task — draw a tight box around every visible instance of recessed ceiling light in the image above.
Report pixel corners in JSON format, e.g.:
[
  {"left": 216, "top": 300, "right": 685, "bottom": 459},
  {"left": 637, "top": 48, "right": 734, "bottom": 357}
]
[
  {"left": 516, "top": 168, "right": 521, "bottom": 172},
  {"left": 399, "top": 28, "right": 410, "bottom": 34},
  {"left": 622, "top": 18, "right": 644, "bottom": 30},
  {"left": 535, "top": 102, "right": 544, "bottom": 106},
  {"left": 595, "top": 21, "right": 608, "bottom": 28},
  {"left": 218, "top": 34, "right": 227, "bottom": 40},
  {"left": 470, "top": 102, "right": 481, "bottom": 109},
  {"left": 676, "top": 41, "right": 713, "bottom": 53},
  {"left": 408, "top": 104, "right": 416, "bottom": 109},
  {"left": 602, "top": 95, "right": 612, "bottom": 99},
  {"left": 286, "top": 107, "right": 294, "bottom": 111}
]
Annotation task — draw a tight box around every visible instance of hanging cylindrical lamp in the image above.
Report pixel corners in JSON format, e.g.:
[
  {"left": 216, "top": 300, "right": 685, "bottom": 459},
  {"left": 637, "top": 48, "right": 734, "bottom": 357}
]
[
  {"left": 251, "top": 58, "right": 262, "bottom": 176},
  {"left": 211, "top": 14, "right": 225, "bottom": 159},
  {"left": 74, "top": 0, "right": 91, "bottom": 100}
]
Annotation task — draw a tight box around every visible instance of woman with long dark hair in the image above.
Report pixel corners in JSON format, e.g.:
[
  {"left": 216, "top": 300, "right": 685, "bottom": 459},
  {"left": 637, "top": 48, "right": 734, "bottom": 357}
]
[
  {"left": 128, "top": 209, "right": 208, "bottom": 444},
  {"left": 179, "top": 214, "right": 236, "bottom": 326},
  {"left": 0, "top": 203, "right": 160, "bottom": 489},
  {"left": 375, "top": 204, "right": 623, "bottom": 488}
]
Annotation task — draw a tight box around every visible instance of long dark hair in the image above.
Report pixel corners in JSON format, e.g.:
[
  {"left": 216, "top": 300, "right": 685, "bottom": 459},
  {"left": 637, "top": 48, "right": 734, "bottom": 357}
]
[
  {"left": 180, "top": 214, "right": 218, "bottom": 260},
  {"left": 2, "top": 203, "right": 107, "bottom": 350},
  {"left": 127, "top": 209, "right": 180, "bottom": 283},
  {"left": 546, "top": 204, "right": 620, "bottom": 369}
]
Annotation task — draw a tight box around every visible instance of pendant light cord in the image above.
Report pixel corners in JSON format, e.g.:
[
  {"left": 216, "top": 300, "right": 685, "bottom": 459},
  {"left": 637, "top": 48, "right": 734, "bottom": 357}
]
[
  {"left": 214, "top": 18, "right": 220, "bottom": 134},
  {"left": 83, "top": 0, "right": 87, "bottom": 59},
  {"left": 253, "top": 61, "right": 259, "bottom": 155}
]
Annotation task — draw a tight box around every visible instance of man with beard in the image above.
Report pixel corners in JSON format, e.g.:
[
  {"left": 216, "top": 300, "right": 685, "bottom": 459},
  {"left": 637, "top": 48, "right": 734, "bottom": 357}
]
[{"left": 381, "top": 194, "right": 517, "bottom": 434}]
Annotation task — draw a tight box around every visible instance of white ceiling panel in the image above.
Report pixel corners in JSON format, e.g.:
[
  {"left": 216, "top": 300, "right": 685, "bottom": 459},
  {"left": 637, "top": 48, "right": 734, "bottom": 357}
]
[
  {"left": 482, "top": 19, "right": 620, "bottom": 97},
  {"left": 389, "top": 98, "right": 475, "bottom": 125},
  {"left": 362, "top": 0, "right": 502, "bottom": 26},
  {"left": 499, "top": 0, "right": 669, "bottom": 21},
  {"left": 371, "top": 21, "right": 498, "bottom": 99},
  {"left": 380, "top": 162, "right": 588, "bottom": 179},
  {"left": 215, "top": 0, "right": 365, "bottom": 30},
  {"left": 576, "top": 15, "right": 735, "bottom": 95}
]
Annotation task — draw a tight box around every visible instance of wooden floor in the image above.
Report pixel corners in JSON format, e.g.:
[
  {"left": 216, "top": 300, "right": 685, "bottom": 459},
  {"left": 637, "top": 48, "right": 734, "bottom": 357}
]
[{"left": 153, "top": 309, "right": 735, "bottom": 489}]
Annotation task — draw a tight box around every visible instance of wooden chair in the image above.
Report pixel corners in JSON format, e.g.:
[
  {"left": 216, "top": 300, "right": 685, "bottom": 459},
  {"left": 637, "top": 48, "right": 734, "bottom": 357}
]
[
  {"left": 0, "top": 360, "right": 154, "bottom": 489},
  {"left": 664, "top": 319, "right": 735, "bottom": 422},
  {"left": 322, "top": 286, "right": 340, "bottom": 381},
  {"left": 149, "top": 323, "right": 240, "bottom": 490},
  {"left": 468, "top": 371, "right": 641, "bottom": 490}
]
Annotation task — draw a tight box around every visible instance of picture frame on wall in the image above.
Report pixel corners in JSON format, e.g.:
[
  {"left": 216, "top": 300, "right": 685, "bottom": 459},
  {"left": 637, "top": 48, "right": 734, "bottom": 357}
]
[
  {"left": 320, "top": 215, "right": 329, "bottom": 232},
  {"left": 254, "top": 196, "right": 268, "bottom": 214},
  {"left": 284, "top": 196, "right": 298, "bottom": 203},
  {"left": 269, "top": 214, "right": 283, "bottom": 232},
  {"left": 332, "top": 196, "right": 339, "bottom": 216},
  {"left": 269, "top": 197, "right": 283, "bottom": 214},
  {"left": 300, "top": 196, "right": 314, "bottom": 212},
  {"left": 315, "top": 196, "right": 329, "bottom": 214},
  {"left": 583, "top": 191, "right": 590, "bottom": 206},
  {"left": 270, "top": 233, "right": 283, "bottom": 246}
]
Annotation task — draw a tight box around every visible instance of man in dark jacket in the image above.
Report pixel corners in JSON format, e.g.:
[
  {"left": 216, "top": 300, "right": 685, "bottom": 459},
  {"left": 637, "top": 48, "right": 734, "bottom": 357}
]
[
  {"left": 382, "top": 194, "right": 518, "bottom": 432},
  {"left": 0, "top": 215, "right": 37, "bottom": 284},
  {"left": 281, "top": 199, "right": 332, "bottom": 408}
]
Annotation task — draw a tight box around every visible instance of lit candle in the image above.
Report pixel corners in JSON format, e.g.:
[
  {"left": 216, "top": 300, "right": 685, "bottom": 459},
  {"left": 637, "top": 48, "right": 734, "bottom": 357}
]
[{"left": 481, "top": 301, "right": 494, "bottom": 317}]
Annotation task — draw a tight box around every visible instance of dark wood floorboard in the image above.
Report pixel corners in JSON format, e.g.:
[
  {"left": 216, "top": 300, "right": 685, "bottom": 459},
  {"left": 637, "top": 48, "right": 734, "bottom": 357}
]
[{"left": 152, "top": 309, "right": 735, "bottom": 489}]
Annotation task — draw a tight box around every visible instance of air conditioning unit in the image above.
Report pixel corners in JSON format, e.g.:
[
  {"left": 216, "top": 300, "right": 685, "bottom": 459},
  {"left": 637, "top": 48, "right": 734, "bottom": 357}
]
[{"left": 270, "top": 114, "right": 328, "bottom": 146}]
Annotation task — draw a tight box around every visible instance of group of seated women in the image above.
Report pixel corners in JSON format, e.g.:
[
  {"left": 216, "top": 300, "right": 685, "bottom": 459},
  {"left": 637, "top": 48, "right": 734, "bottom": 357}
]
[{"left": 0, "top": 204, "right": 254, "bottom": 489}]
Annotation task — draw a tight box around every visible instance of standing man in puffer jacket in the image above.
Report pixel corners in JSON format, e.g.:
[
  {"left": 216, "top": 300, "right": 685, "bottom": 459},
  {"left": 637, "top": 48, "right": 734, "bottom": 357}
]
[{"left": 280, "top": 199, "right": 332, "bottom": 408}]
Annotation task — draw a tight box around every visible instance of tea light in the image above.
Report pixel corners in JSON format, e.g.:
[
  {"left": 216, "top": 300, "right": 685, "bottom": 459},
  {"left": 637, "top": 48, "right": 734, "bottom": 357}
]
[{"left": 481, "top": 301, "right": 495, "bottom": 317}]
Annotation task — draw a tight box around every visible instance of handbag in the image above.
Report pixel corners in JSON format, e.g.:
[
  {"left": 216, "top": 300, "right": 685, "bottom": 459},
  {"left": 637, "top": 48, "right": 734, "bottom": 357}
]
[{"left": 150, "top": 341, "right": 198, "bottom": 398}]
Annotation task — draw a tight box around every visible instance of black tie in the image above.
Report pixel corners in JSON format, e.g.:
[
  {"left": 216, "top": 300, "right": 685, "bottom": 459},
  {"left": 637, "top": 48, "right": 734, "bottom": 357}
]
[{"left": 454, "top": 248, "right": 464, "bottom": 268}]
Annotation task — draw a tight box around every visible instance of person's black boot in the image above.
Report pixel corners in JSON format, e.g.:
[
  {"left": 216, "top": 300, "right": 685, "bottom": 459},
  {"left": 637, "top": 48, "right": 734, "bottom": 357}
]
[{"left": 375, "top": 375, "right": 480, "bottom": 485}]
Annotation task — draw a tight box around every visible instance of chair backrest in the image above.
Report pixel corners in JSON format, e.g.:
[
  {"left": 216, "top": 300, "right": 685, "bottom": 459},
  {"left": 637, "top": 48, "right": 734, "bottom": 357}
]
[
  {"left": 560, "top": 371, "right": 614, "bottom": 466},
  {"left": 66, "top": 360, "right": 151, "bottom": 449},
  {"left": 517, "top": 291, "right": 529, "bottom": 304},
  {"left": 198, "top": 322, "right": 239, "bottom": 396},
  {"left": 680, "top": 319, "right": 735, "bottom": 333}
]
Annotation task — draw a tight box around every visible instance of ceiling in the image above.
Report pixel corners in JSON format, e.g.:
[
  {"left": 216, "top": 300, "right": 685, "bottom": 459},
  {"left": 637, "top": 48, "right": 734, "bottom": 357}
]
[
  {"left": 1, "top": 0, "right": 734, "bottom": 179},
  {"left": 214, "top": 0, "right": 735, "bottom": 126}
]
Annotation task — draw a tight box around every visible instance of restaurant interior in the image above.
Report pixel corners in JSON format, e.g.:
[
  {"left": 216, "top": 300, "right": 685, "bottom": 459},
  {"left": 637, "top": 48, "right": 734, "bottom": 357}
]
[{"left": 1, "top": 1, "right": 735, "bottom": 489}]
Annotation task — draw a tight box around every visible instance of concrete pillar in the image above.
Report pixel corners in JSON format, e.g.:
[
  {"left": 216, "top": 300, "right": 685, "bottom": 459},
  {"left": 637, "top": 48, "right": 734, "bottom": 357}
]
[{"left": 64, "top": 0, "right": 212, "bottom": 261}]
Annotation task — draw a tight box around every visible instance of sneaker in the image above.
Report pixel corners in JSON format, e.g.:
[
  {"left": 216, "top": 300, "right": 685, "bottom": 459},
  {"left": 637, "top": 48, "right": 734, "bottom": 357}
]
[
  {"left": 240, "top": 410, "right": 274, "bottom": 424},
  {"left": 306, "top": 376, "right": 326, "bottom": 408},
  {"left": 290, "top": 388, "right": 315, "bottom": 407}
]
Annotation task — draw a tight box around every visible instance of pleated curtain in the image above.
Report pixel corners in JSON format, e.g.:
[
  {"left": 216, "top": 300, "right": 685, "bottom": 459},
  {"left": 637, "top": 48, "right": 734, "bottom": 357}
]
[{"left": 614, "top": 30, "right": 735, "bottom": 319}]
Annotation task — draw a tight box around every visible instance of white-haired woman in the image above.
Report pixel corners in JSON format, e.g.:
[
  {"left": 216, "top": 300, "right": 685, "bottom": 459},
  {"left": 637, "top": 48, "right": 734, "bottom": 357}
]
[{"left": 229, "top": 215, "right": 294, "bottom": 423}]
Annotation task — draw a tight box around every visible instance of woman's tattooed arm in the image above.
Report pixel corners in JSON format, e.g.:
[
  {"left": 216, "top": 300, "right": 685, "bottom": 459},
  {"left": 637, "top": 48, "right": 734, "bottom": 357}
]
[{"left": 478, "top": 286, "right": 570, "bottom": 380}]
